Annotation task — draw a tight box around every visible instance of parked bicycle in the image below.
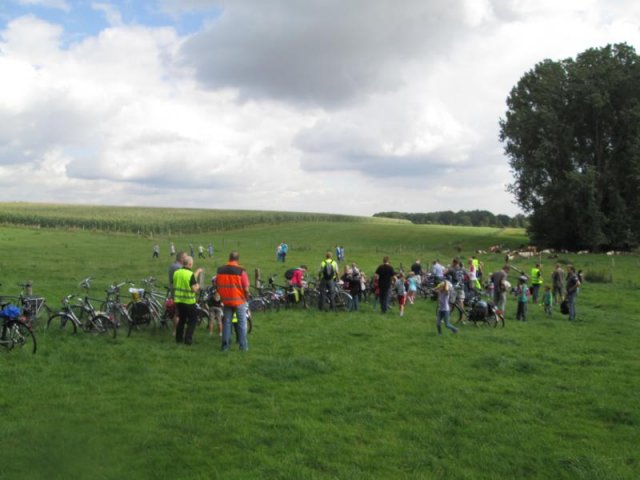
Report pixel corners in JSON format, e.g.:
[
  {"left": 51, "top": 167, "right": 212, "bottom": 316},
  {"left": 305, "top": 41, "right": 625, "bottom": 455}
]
[
  {"left": 0, "top": 282, "right": 50, "bottom": 327},
  {"left": 47, "top": 291, "right": 117, "bottom": 338},
  {"left": 0, "top": 303, "right": 37, "bottom": 354},
  {"left": 464, "top": 292, "right": 504, "bottom": 327},
  {"left": 48, "top": 277, "right": 117, "bottom": 337},
  {"left": 305, "top": 280, "right": 353, "bottom": 311}
]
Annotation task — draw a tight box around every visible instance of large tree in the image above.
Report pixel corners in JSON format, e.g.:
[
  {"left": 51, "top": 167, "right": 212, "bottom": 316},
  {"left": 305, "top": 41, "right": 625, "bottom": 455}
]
[{"left": 500, "top": 43, "right": 640, "bottom": 250}]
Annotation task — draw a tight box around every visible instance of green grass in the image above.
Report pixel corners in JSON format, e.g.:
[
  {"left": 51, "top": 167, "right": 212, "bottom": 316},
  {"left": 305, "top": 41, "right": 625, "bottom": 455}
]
[{"left": 1, "top": 217, "right": 639, "bottom": 479}]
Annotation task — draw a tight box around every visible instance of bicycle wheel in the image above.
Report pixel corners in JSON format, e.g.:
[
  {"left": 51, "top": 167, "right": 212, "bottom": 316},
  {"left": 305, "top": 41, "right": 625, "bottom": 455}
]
[
  {"left": 247, "top": 314, "right": 253, "bottom": 334},
  {"left": 3, "top": 320, "right": 37, "bottom": 354},
  {"left": 70, "top": 303, "right": 87, "bottom": 323},
  {"left": 47, "top": 313, "right": 78, "bottom": 336},
  {"left": 87, "top": 314, "right": 117, "bottom": 338},
  {"left": 485, "top": 312, "right": 498, "bottom": 327},
  {"left": 451, "top": 302, "right": 466, "bottom": 325},
  {"left": 248, "top": 298, "right": 266, "bottom": 313},
  {"left": 495, "top": 311, "right": 505, "bottom": 327},
  {"left": 337, "top": 291, "right": 353, "bottom": 311},
  {"left": 196, "top": 305, "right": 210, "bottom": 329},
  {"left": 305, "top": 289, "right": 320, "bottom": 309}
]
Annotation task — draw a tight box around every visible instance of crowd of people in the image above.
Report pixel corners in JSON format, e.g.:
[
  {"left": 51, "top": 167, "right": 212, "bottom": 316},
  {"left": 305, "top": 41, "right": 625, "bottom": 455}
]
[{"left": 163, "top": 244, "right": 583, "bottom": 349}]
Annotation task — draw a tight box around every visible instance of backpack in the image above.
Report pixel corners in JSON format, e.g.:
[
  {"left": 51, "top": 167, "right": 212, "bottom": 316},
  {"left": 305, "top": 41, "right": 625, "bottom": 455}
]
[
  {"left": 560, "top": 299, "right": 570, "bottom": 315},
  {"left": 322, "top": 261, "right": 334, "bottom": 280},
  {"left": 284, "top": 268, "right": 297, "bottom": 280}
]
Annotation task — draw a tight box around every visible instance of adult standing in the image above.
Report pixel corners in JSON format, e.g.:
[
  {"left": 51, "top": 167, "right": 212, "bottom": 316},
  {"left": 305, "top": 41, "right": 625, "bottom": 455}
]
[
  {"left": 318, "top": 252, "right": 339, "bottom": 311},
  {"left": 216, "top": 251, "right": 250, "bottom": 351},
  {"left": 530, "top": 262, "right": 543, "bottom": 304},
  {"left": 375, "top": 256, "right": 395, "bottom": 314},
  {"left": 173, "top": 255, "right": 203, "bottom": 345},
  {"left": 208, "top": 242, "right": 214, "bottom": 257},
  {"left": 169, "top": 242, "right": 176, "bottom": 257},
  {"left": 565, "top": 265, "right": 581, "bottom": 321},
  {"left": 551, "top": 263, "right": 565, "bottom": 305},
  {"left": 491, "top": 264, "right": 511, "bottom": 316},
  {"left": 167, "top": 251, "right": 187, "bottom": 335},
  {"left": 431, "top": 259, "right": 445, "bottom": 284},
  {"left": 410, "top": 259, "right": 423, "bottom": 285}
]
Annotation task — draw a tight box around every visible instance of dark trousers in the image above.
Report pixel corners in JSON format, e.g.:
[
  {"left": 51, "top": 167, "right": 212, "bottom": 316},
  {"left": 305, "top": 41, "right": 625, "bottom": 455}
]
[
  {"left": 176, "top": 303, "right": 198, "bottom": 344},
  {"left": 516, "top": 301, "right": 527, "bottom": 321},
  {"left": 380, "top": 286, "right": 391, "bottom": 313},
  {"left": 318, "top": 279, "right": 336, "bottom": 311}
]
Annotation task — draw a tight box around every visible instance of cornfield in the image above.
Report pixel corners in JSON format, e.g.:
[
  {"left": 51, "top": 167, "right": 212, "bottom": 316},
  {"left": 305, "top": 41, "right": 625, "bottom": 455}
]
[{"left": 0, "top": 202, "right": 406, "bottom": 235}]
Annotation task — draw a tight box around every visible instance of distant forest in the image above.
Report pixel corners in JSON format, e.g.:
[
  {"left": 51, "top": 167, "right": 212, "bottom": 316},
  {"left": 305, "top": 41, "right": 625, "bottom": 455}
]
[{"left": 373, "top": 210, "right": 528, "bottom": 228}]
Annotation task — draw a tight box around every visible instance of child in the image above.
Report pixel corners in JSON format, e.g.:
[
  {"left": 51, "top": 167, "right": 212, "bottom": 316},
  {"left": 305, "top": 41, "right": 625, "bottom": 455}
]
[
  {"left": 516, "top": 275, "right": 529, "bottom": 321},
  {"left": 435, "top": 279, "right": 458, "bottom": 335},
  {"left": 542, "top": 285, "right": 553, "bottom": 316},
  {"left": 208, "top": 290, "right": 223, "bottom": 336},
  {"left": 394, "top": 273, "right": 407, "bottom": 316},
  {"left": 406, "top": 272, "right": 418, "bottom": 305}
]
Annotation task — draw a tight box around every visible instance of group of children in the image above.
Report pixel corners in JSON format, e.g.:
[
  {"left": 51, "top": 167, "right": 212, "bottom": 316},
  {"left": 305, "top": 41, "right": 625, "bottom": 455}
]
[{"left": 514, "top": 276, "right": 553, "bottom": 322}]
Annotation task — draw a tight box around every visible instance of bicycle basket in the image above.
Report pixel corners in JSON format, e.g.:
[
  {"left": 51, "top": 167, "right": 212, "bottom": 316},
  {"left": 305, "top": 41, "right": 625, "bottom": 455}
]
[{"left": 129, "top": 287, "right": 144, "bottom": 302}]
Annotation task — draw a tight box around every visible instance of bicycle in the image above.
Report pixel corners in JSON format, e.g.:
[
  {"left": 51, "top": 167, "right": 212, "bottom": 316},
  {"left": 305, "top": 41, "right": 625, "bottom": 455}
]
[
  {"left": 125, "top": 278, "right": 170, "bottom": 336},
  {"left": 306, "top": 280, "right": 353, "bottom": 312},
  {"left": 0, "top": 303, "right": 37, "bottom": 354},
  {"left": 100, "top": 281, "right": 134, "bottom": 334},
  {"left": 0, "top": 282, "right": 51, "bottom": 327},
  {"left": 47, "top": 291, "right": 117, "bottom": 338},
  {"left": 464, "top": 292, "right": 505, "bottom": 327}
]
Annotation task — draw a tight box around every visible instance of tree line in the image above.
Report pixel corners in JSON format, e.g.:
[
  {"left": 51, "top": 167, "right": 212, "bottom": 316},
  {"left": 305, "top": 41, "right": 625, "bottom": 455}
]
[
  {"left": 373, "top": 210, "right": 528, "bottom": 228},
  {"left": 500, "top": 43, "right": 640, "bottom": 251}
]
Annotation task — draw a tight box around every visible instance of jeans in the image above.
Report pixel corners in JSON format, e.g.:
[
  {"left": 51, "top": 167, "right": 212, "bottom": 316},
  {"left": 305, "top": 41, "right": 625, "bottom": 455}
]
[
  {"left": 567, "top": 291, "right": 577, "bottom": 321},
  {"left": 222, "top": 303, "right": 249, "bottom": 351},
  {"left": 437, "top": 310, "right": 458, "bottom": 334},
  {"left": 351, "top": 292, "right": 360, "bottom": 311}
]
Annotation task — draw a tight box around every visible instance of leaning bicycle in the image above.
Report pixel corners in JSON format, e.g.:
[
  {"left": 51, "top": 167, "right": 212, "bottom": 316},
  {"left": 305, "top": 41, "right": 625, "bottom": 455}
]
[{"left": 0, "top": 303, "right": 37, "bottom": 354}]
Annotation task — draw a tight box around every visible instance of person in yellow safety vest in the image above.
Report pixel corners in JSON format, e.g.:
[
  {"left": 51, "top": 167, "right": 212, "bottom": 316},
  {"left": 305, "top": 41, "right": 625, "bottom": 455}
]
[
  {"left": 318, "top": 252, "right": 339, "bottom": 311},
  {"left": 173, "top": 255, "right": 203, "bottom": 345},
  {"left": 530, "top": 263, "right": 543, "bottom": 304}
]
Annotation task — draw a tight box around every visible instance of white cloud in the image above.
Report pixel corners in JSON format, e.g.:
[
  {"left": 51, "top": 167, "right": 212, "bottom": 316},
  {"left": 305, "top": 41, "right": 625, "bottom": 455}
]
[
  {"left": 0, "top": 1, "right": 639, "bottom": 216},
  {"left": 91, "top": 2, "right": 124, "bottom": 27},
  {"left": 16, "top": 0, "right": 70, "bottom": 12}
]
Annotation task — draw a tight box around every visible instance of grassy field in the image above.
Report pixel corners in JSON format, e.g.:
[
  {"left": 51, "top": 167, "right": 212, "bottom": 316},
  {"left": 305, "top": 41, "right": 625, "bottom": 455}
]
[{"left": 0, "top": 209, "right": 638, "bottom": 479}]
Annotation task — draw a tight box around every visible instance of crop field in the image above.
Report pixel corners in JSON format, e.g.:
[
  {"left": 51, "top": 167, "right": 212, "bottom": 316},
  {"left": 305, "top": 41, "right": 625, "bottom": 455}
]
[{"left": 0, "top": 206, "right": 638, "bottom": 479}]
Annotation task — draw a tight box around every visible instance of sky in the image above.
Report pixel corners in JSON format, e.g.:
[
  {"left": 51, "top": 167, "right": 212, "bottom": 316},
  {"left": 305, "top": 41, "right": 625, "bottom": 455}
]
[{"left": 1, "top": 0, "right": 639, "bottom": 217}]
